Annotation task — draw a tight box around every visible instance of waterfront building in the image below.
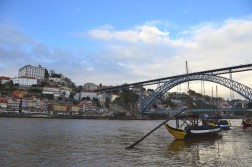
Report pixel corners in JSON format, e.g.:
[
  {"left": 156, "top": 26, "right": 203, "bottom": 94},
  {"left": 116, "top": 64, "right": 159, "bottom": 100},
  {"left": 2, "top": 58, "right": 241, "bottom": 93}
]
[
  {"left": 18, "top": 65, "right": 46, "bottom": 81},
  {"left": 11, "top": 76, "right": 37, "bottom": 86},
  {"left": 79, "top": 100, "right": 96, "bottom": 112}
]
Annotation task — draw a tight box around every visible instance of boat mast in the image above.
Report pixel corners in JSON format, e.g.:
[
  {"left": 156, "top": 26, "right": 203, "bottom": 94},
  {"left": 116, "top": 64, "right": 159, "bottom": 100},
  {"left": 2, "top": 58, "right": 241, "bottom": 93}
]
[{"left": 186, "top": 61, "right": 191, "bottom": 113}]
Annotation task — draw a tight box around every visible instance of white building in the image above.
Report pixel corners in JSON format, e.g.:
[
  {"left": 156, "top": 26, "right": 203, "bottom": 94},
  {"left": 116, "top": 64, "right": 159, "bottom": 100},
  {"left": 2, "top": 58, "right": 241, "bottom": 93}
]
[
  {"left": 42, "top": 87, "right": 70, "bottom": 99},
  {"left": 49, "top": 77, "right": 62, "bottom": 83},
  {"left": 80, "top": 91, "right": 97, "bottom": 100},
  {"left": 42, "top": 87, "right": 61, "bottom": 98},
  {"left": 18, "top": 65, "right": 46, "bottom": 81},
  {"left": 83, "top": 82, "right": 98, "bottom": 91},
  {"left": 11, "top": 76, "right": 37, "bottom": 86},
  {"left": 0, "top": 76, "right": 10, "bottom": 84}
]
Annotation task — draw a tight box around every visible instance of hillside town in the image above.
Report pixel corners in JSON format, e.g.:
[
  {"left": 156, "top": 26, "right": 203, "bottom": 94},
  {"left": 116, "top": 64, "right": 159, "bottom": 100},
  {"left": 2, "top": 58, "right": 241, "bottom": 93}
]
[{"left": 0, "top": 64, "right": 251, "bottom": 119}]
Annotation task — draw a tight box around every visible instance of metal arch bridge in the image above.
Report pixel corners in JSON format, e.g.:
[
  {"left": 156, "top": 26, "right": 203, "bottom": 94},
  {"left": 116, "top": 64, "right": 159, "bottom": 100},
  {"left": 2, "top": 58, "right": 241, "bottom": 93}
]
[
  {"left": 141, "top": 74, "right": 252, "bottom": 113},
  {"left": 96, "top": 63, "right": 252, "bottom": 92}
]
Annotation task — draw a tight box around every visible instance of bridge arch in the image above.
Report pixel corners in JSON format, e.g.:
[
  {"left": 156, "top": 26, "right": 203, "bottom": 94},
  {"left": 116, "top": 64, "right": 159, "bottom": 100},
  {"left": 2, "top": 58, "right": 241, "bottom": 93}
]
[{"left": 141, "top": 74, "right": 252, "bottom": 112}]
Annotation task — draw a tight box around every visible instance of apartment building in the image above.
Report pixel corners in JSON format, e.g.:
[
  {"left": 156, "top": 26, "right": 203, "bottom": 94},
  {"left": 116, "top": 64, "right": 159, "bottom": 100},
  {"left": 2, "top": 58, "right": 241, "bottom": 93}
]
[{"left": 18, "top": 65, "right": 45, "bottom": 81}]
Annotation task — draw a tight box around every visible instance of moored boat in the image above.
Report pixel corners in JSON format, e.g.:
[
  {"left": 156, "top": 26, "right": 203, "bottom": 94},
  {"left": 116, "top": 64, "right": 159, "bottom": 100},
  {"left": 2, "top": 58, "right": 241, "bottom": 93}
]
[
  {"left": 218, "top": 120, "right": 231, "bottom": 130},
  {"left": 242, "top": 118, "right": 252, "bottom": 127},
  {"left": 203, "top": 116, "right": 231, "bottom": 130},
  {"left": 165, "top": 114, "right": 221, "bottom": 140}
]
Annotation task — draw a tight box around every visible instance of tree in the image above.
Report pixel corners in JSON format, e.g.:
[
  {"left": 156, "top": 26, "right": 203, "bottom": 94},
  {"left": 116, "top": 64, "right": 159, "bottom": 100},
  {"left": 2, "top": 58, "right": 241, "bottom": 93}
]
[
  {"left": 93, "top": 97, "right": 101, "bottom": 107},
  {"left": 45, "top": 69, "right": 49, "bottom": 78},
  {"left": 113, "top": 90, "right": 139, "bottom": 110},
  {"left": 50, "top": 69, "right": 55, "bottom": 75},
  {"left": 248, "top": 102, "right": 252, "bottom": 109},
  {"left": 5, "top": 80, "right": 13, "bottom": 88},
  {"left": 44, "top": 94, "right": 54, "bottom": 100},
  {"left": 105, "top": 96, "right": 110, "bottom": 109},
  {"left": 69, "top": 92, "right": 75, "bottom": 99},
  {"left": 76, "top": 86, "right": 83, "bottom": 93},
  {"left": 51, "top": 73, "right": 61, "bottom": 78}
]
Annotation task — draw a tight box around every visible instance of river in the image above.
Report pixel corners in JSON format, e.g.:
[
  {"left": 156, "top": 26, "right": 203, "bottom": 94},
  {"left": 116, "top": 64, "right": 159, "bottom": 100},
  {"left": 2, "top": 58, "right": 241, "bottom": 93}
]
[{"left": 0, "top": 118, "right": 251, "bottom": 167}]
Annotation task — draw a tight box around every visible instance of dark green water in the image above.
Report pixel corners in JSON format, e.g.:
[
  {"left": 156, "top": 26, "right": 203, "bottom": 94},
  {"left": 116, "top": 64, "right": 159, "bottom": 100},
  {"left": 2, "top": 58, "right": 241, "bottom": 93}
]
[{"left": 0, "top": 118, "right": 251, "bottom": 167}]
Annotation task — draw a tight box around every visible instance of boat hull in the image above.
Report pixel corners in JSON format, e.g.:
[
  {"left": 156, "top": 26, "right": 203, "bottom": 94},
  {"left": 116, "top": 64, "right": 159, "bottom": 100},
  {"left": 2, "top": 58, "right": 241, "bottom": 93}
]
[
  {"left": 164, "top": 124, "right": 187, "bottom": 139},
  {"left": 242, "top": 118, "right": 252, "bottom": 127},
  {"left": 186, "top": 127, "right": 221, "bottom": 137},
  {"left": 219, "top": 120, "right": 231, "bottom": 130},
  {"left": 165, "top": 124, "right": 221, "bottom": 140}
]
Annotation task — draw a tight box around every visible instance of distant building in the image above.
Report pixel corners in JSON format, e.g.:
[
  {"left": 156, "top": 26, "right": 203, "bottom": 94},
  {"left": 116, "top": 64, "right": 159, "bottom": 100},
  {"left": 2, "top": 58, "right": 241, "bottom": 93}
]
[
  {"left": 11, "top": 76, "right": 37, "bottom": 86},
  {"left": 42, "top": 87, "right": 61, "bottom": 99},
  {"left": 83, "top": 82, "right": 98, "bottom": 91},
  {"left": 0, "top": 76, "right": 10, "bottom": 84},
  {"left": 49, "top": 77, "right": 62, "bottom": 83},
  {"left": 18, "top": 65, "right": 46, "bottom": 81},
  {"left": 80, "top": 91, "right": 97, "bottom": 100},
  {"left": 42, "top": 87, "right": 70, "bottom": 99}
]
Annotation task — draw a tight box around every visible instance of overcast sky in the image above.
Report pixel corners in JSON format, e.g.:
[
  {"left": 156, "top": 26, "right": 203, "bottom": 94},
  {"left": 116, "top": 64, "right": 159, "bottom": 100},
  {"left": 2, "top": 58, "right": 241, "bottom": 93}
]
[{"left": 0, "top": 0, "right": 252, "bottom": 99}]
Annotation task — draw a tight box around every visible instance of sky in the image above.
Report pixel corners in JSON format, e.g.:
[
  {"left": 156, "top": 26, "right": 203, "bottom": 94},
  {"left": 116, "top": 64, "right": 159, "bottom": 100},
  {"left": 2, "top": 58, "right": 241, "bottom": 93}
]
[{"left": 0, "top": 0, "right": 252, "bottom": 99}]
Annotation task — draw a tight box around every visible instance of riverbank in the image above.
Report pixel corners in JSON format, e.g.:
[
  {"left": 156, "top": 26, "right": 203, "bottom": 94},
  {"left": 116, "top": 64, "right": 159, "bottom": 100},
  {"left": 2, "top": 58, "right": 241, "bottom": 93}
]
[
  {"left": 0, "top": 112, "right": 246, "bottom": 120},
  {"left": 0, "top": 112, "right": 141, "bottom": 120}
]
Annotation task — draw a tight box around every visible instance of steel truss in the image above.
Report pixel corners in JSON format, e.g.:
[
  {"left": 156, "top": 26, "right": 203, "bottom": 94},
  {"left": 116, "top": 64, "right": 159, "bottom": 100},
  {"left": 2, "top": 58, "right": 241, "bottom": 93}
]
[
  {"left": 97, "top": 63, "right": 252, "bottom": 92},
  {"left": 141, "top": 74, "right": 252, "bottom": 113}
]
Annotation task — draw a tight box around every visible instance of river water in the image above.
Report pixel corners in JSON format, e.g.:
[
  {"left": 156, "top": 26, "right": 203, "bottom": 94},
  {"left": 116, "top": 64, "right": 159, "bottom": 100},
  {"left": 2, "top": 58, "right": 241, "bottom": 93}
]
[{"left": 0, "top": 118, "right": 251, "bottom": 167}]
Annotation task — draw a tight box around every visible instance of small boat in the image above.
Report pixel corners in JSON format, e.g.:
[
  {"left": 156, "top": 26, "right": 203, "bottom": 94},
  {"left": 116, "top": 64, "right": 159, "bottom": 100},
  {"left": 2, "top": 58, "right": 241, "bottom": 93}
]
[
  {"left": 242, "top": 118, "right": 252, "bottom": 127},
  {"left": 219, "top": 120, "right": 232, "bottom": 130},
  {"left": 165, "top": 114, "right": 221, "bottom": 140},
  {"left": 202, "top": 116, "right": 231, "bottom": 130}
]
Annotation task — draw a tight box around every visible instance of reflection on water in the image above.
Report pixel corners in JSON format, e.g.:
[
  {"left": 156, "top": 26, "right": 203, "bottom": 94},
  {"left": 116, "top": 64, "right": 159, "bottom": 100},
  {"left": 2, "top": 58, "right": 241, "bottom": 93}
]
[
  {"left": 165, "top": 122, "right": 252, "bottom": 167},
  {"left": 167, "top": 135, "right": 222, "bottom": 152},
  {"left": 166, "top": 135, "right": 223, "bottom": 166},
  {"left": 0, "top": 118, "right": 252, "bottom": 167}
]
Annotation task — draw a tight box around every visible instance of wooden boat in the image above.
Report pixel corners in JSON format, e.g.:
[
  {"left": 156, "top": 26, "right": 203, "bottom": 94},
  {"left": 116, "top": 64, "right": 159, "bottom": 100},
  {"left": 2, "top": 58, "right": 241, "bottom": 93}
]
[
  {"left": 242, "top": 118, "right": 252, "bottom": 127},
  {"left": 165, "top": 114, "right": 221, "bottom": 140},
  {"left": 165, "top": 63, "right": 220, "bottom": 140}
]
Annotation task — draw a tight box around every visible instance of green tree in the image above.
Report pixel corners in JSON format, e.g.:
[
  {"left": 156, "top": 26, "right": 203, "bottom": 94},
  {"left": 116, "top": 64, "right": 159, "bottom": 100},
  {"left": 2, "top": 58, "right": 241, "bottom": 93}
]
[
  {"left": 105, "top": 96, "right": 110, "bottom": 109},
  {"left": 45, "top": 68, "right": 49, "bottom": 78},
  {"left": 5, "top": 80, "right": 13, "bottom": 89},
  {"left": 93, "top": 97, "right": 101, "bottom": 107},
  {"left": 44, "top": 94, "right": 54, "bottom": 100},
  {"left": 248, "top": 102, "right": 252, "bottom": 109},
  {"left": 51, "top": 73, "right": 61, "bottom": 78}
]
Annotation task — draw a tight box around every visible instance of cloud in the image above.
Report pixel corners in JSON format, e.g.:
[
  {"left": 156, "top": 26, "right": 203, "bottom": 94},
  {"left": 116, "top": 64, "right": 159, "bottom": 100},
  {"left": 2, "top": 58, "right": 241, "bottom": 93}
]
[{"left": 82, "top": 18, "right": 252, "bottom": 98}]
